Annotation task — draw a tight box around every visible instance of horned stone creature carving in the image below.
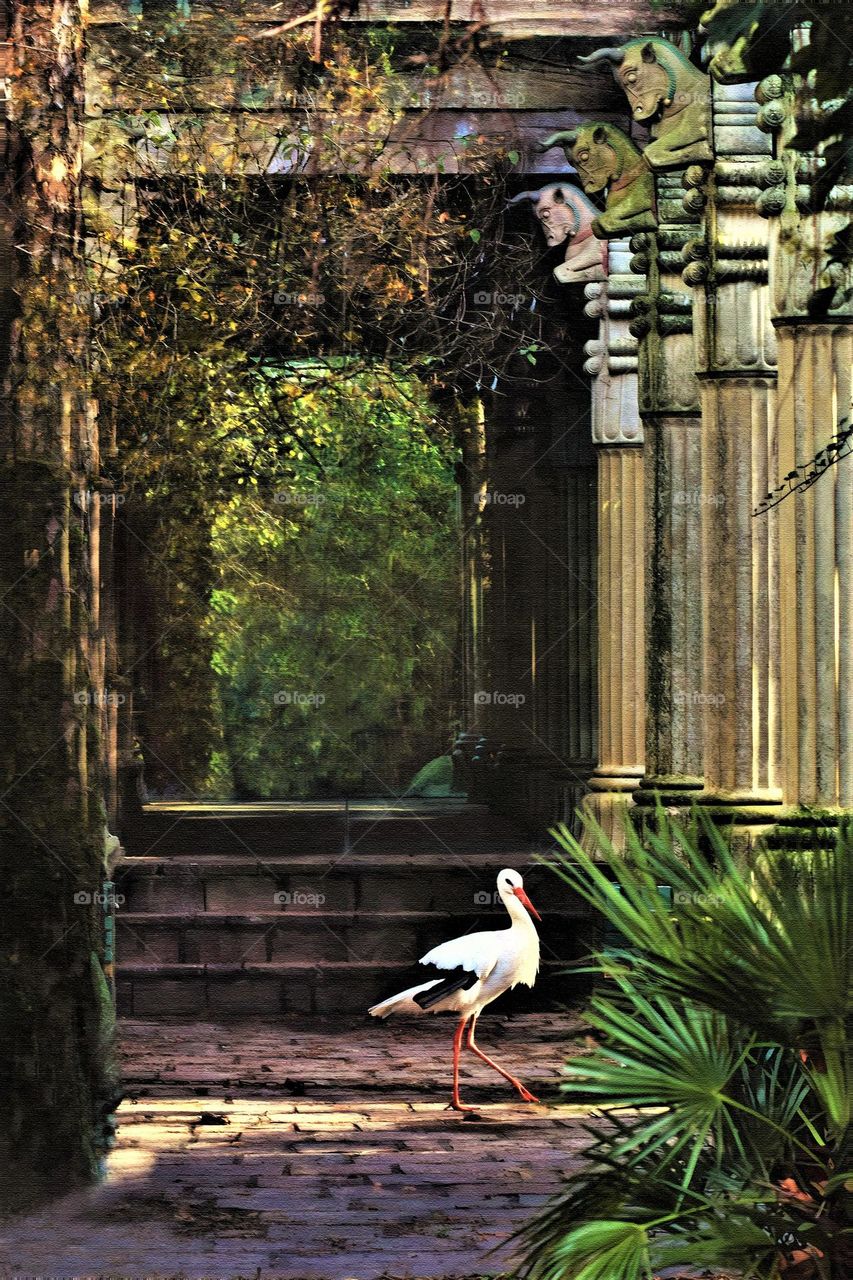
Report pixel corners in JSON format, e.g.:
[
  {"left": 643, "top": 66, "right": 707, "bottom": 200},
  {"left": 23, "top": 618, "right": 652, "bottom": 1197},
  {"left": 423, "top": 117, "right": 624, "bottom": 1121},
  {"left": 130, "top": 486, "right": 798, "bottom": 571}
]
[
  {"left": 539, "top": 125, "right": 656, "bottom": 238},
  {"left": 579, "top": 37, "right": 713, "bottom": 168},
  {"left": 507, "top": 182, "right": 607, "bottom": 284}
]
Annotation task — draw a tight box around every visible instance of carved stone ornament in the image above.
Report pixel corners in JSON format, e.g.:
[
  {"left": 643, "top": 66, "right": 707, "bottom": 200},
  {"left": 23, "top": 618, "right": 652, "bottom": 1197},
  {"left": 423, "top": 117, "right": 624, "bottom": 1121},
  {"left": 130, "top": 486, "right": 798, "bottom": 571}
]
[
  {"left": 540, "top": 124, "right": 656, "bottom": 239},
  {"left": 507, "top": 182, "right": 607, "bottom": 284},
  {"left": 579, "top": 38, "right": 713, "bottom": 169}
]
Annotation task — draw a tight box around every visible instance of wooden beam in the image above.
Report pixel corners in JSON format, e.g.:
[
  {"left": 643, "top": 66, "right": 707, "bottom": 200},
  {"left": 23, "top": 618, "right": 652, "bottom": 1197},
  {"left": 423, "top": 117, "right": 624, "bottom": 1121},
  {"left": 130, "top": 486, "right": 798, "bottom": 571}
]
[
  {"left": 85, "top": 61, "right": 625, "bottom": 115},
  {"left": 88, "top": 0, "right": 690, "bottom": 37},
  {"left": 84, "top": 107, "right": 620, "bottom": 177}
]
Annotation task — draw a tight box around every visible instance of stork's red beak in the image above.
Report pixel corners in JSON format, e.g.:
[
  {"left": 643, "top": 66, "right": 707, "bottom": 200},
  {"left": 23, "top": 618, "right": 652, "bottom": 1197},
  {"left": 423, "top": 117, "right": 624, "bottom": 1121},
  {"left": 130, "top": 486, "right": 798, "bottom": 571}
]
[{"left": 513, "top": 886, "right": 541, "bottom": 921}]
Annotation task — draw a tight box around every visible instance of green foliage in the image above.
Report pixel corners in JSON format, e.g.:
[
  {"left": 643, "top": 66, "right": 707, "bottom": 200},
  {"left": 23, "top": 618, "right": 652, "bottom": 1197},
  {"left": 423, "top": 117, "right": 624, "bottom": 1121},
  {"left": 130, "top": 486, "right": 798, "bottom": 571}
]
[
  {"left": 515, "top": 812, "right": 852, "bottom": 1280},
  {"left": 203, "top": 368, "right": 458, "bottom": 797},
  {"left": 82, "top": 15, "right": 559, "bottom": 795},
  {"left": 404, "top": 754, "right": 458, "bottom": 797}
]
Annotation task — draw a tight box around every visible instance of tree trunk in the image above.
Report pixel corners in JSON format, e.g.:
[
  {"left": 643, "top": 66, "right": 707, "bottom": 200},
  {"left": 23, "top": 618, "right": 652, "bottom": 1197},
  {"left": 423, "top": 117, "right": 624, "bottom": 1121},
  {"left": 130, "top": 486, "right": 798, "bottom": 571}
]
[{"left": 0, "top": 0, "right": 118, "bottom": 1212}]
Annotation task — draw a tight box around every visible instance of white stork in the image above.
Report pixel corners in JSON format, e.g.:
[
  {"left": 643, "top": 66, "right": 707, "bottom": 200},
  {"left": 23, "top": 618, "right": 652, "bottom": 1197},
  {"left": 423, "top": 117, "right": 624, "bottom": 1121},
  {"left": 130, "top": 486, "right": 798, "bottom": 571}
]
[{"left": 368, "top": 868, "right": 542, "bottom": 1112}]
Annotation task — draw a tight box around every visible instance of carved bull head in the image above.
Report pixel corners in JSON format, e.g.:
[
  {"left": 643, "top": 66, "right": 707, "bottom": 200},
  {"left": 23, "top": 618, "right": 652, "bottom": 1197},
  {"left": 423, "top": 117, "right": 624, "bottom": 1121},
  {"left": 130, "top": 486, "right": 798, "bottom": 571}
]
[
  {"left": 539, "top": 125, "right": 656, "bottom": 237},
  {"left": 507, "top": 183, "right": 595, "bottom": 247},
  {"left": 580, "top": 40, "right": 678, "bottom": 123},
  {"left": 540, "top": 126, "right": 617, "bottom": 196},
  {"left": 578, "top": 37, "right": 713, "bottom": 168}
]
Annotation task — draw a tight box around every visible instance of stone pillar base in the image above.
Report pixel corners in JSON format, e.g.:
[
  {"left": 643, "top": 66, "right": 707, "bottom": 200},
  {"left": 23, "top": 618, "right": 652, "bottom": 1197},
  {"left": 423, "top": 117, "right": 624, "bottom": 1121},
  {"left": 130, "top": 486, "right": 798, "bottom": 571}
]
[
  {"left": 632, "top": 775, "right": 705, "bottom": 815},
  {"left": 760, "top": 808, "right": 847, "bottom": 851},
  {"left": 581, "top": 766, "right": 645, "bottom": 851},
  {"left": 692, "top": 788, "right": 785, "bottom": 855}
]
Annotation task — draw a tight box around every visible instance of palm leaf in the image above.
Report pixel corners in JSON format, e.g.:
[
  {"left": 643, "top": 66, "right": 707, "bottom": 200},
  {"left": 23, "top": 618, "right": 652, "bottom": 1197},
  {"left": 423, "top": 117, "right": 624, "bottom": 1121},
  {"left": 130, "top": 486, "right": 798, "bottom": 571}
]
[
  {"left": 537, "top": 1219, "right": 651, "bottom": 1280},
  {"left": 549, "top": 813, "right": 851, "bottom": 1133}
]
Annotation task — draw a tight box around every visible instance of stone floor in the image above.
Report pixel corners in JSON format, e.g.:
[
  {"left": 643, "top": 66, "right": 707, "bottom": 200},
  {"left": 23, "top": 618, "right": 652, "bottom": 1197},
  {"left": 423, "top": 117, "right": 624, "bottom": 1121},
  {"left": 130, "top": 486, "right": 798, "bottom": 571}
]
[{"left": 0, "top": 1013, "right": 593, "bottom": 1280}]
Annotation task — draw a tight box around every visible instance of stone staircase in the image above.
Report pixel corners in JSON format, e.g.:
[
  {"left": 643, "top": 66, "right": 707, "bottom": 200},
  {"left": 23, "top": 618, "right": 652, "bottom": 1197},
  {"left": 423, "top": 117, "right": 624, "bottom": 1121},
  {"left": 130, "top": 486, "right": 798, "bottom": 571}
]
[{"left": 115, "top": 800, "right": 592, "bottom": 1016}]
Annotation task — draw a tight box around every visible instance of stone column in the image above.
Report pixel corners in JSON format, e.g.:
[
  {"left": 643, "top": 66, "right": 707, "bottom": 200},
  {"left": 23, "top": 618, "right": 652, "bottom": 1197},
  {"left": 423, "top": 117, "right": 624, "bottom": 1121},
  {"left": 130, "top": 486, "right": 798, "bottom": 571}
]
[
  {"left": 549, "top": 387, "right": 598, "bottom": 828},
  {"left": 469, "top": 409, "right": 514, "bottom": 800},
  {"left": 775, "top": 324, "right": 852, "bottom": 810},
  {"left": 629, "top": 172, "right": 705, "bottom": 813},
  {"left": 488, "top": 418, "right": 539, "bottom": 815},
  {"left": 688, "top": 81, "right": 784, "bottom": 831},
  {"left": 582, "top": 239, "right": 646, "bottom": 844},
  {"left": 754, "top": 60, "right": 853, "bottom": 816},
  {"left": 470, "top": 397, "right": 538, "bottom": 815},
  {"left": 470, "top": 378, "right": 598, "bottom": 830},
  {"left": 452, "top": 398, "right": 488, "bottom": 796},
  {"left": 524, "top": 380, "right": 598, "bottom": 829}
]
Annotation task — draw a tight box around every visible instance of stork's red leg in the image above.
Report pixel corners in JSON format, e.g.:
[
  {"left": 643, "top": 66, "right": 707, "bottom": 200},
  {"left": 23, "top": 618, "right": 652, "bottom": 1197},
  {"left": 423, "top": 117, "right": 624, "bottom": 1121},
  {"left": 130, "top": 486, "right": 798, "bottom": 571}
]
[
  {"left": 466, "top": 1015, "right": 540, "bottom": 1102},
  {"left": 447, "top": 1015, "right": 477, "bottom": 1113}
]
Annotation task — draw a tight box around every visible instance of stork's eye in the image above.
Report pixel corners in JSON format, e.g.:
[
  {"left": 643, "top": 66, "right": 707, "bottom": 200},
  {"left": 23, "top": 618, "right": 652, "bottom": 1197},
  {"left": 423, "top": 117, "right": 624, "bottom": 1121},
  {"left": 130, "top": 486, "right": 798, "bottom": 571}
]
[{"left": 577, "top": 150, "right": 589, "bottom": 162}]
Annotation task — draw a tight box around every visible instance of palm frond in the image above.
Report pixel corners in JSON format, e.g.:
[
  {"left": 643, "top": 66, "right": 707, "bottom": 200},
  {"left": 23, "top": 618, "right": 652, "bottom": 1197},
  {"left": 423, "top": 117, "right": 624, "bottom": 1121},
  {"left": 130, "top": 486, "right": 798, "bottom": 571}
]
[{"left": 516, "top": 812, "right": 851, "bottom": 1280}]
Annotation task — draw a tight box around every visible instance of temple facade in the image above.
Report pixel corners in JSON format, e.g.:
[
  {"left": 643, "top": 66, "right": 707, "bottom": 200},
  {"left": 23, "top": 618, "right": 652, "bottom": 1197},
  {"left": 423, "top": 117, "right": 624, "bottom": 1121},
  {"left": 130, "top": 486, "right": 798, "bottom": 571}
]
[
  {"left": 1, "top": 0, "right": 850, "bottom": 1199},
  {"left": 450, "top": 21, "right": 852, "bottom": 851},
  {"left": 74, "top": 6, "right": 851, "bottom": 852}
]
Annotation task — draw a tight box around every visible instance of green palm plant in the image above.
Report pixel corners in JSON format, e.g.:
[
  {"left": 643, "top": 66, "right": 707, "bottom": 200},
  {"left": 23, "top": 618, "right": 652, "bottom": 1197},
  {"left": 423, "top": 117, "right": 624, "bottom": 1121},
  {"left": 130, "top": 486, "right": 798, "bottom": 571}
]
[{"left": 515, "top": 811, "right": 852, "bottom": 1280}]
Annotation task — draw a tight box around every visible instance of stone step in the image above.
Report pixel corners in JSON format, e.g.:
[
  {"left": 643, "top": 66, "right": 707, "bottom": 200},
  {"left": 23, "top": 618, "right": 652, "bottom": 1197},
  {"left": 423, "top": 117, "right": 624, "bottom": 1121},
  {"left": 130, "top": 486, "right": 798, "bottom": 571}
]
[
  {"left": 116, "top": 907, "right": 589, "bottom": 967},
  {"left": 115, "top": 855, "right": 578, "bottom": 916},
  {"left": 116, "top": 959, "right": 583, "bottom": 1018},
  {"left": 113, "top": 802, "right": 582, "bottom": 1016},
  {"left": 121, "top": 801, "right": 537, "bottom": 858}
]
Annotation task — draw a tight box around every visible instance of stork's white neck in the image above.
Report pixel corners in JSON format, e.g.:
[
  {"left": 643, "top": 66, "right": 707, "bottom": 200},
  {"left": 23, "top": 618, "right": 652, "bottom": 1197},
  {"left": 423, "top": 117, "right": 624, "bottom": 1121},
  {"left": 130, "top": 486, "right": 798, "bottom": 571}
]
[{"left": 501, "top": 889, "right": 538, "bottom": 932}]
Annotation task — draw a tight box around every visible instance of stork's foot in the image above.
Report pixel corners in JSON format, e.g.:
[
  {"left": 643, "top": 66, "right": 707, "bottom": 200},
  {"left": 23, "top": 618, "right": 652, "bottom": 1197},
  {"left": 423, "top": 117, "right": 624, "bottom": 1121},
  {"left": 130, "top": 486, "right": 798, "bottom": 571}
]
[
  {"left": 514, "top": 1083, "right": 540, "bottom": 1103},
  {"left": 446, "top": 1096, "right": 479, "bottom": 1114}
]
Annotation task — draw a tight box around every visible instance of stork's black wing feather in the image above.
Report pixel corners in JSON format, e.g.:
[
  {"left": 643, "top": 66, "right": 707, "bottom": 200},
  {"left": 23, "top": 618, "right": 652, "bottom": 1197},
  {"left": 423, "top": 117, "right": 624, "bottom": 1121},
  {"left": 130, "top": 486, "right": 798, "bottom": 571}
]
[{"left": 413, "top": 965, "right": 479, "bottom": 1010}]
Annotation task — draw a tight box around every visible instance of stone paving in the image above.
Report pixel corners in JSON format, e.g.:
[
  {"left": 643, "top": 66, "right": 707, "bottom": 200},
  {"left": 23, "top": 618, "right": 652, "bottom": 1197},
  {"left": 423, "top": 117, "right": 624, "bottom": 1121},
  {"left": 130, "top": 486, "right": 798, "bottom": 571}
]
[{"left": 0, "top": 1013, "right": 592, "bottom": 1280}]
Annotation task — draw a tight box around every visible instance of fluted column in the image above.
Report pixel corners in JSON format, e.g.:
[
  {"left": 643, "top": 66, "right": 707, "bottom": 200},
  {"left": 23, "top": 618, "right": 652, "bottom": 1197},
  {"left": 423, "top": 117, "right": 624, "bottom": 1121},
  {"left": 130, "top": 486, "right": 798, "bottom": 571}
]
[
  {"left": 641, "top": 414, "right": 703, "bottom": 795},
  {"left": 552, "top": 424, "right": 598, "bottom": 827},
  {"left": 532, "top": 382, "right": 598, "bottom": 828},
  {"left": 469, "top": 371, "right": 599, "bottom": 828},
  {"left": 629, "top": 172, "right": 705, "bottom": 812},
  {"left": 775, "top": 325, "right": 853, "bottom": 809},
  {"left": 470, "top": 412, "right": 516, "bottom": 795},
  {"left": 582, "top": 239, "right": 645, "bottom": 845},
  {"left": 686, "top": 80, "right": 784, "bottom": 831},
  {"left": 754, "top": 51, "right": 853, "bottom": 813}
]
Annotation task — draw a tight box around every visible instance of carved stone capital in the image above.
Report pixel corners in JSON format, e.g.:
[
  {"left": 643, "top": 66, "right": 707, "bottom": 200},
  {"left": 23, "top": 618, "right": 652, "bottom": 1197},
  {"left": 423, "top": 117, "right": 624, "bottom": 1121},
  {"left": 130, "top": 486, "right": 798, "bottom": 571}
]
[{"left": 585, "top": 238, "right": 644, "bottom": 445}]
